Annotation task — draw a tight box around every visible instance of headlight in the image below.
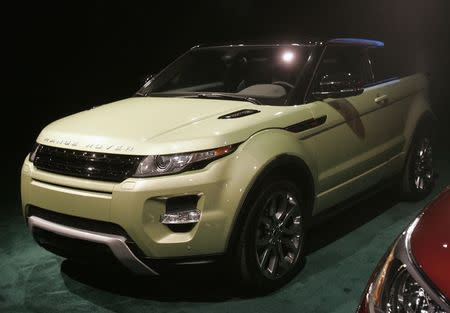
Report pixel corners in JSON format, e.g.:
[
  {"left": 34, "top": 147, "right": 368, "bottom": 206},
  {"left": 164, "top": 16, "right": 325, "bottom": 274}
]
[
  {"left": 386, "top": 265, "right": 444, "bottom": 313},
  {"left": 357, "top": 229, "right": 448, "bottom": 313},
  {"left": 133, "top": 144, "right": 238, "bottom": 177},
  {"left": 29, "top": 143, "right": 41, "bottom": 162}
]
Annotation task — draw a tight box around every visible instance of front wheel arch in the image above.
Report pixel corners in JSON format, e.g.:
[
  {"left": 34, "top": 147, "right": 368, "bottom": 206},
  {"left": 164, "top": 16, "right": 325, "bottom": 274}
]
[{"left": 225, "top": 154, "right": 315, "bottom": 257}]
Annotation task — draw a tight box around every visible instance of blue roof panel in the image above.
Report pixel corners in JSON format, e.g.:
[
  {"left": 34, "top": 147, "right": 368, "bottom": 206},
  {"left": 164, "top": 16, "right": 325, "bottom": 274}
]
[{"left": 327, "top": 38, "right": 384, "bottom": 47}]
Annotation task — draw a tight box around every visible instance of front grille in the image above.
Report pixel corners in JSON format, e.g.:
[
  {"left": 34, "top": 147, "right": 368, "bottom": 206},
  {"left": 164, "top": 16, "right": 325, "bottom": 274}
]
[{"left": 34, "top": 144, "right": 144, "bottom": 182}]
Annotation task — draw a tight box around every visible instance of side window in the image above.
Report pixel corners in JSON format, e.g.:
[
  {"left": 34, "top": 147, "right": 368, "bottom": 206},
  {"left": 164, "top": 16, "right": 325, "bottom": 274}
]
[
  {"left": 314, "top": 46, "right": 371, "bottom": 89},
  {"left": 368, "top": 49, "right": 399, "bottom": 83}
]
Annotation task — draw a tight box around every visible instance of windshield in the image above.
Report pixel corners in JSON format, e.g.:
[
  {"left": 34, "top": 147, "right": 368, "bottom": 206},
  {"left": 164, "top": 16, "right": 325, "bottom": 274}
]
[{"left": 137, "top": 45, "right": 312, "bottom": 105}]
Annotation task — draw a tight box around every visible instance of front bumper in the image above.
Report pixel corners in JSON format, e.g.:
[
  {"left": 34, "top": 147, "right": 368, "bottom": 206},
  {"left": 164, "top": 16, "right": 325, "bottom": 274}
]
[
  {"left": 28, "top": 215, "right": 156, "bottom": 274},
  {"left": 21, "top": 153, "right": 248, "bottom": 272}
]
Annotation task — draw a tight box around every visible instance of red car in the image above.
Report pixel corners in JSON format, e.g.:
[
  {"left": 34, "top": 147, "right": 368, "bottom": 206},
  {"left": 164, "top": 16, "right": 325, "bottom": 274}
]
[{"left": 357, "top": 187, "right": 450, "bottom": 313}]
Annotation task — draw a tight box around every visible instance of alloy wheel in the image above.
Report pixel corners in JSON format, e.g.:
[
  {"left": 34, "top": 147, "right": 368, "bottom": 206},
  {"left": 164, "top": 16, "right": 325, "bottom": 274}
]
[
  {"left": 255, "top": 191, "right": 303, "bottom": 279},
  {"left": 413, "top": 137, "right": 433, "bottom": 191}
]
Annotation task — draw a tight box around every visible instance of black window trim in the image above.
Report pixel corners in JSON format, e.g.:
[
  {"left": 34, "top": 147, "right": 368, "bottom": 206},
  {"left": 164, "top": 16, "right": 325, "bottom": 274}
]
[
  {"left": 366, "top": 50, "right": 401, "bottom": 87},
  {"left": 364, "top": 77, "right": 400, "bottom": 88},
  {"left": 302, "top": 45, "right": 328, "bottom": 104},
  {"left": 286, "top": 45, "right": 323, "bottom": 106},
  {"left": 303, "top": 44, "right": 386, "bottom": 103}
]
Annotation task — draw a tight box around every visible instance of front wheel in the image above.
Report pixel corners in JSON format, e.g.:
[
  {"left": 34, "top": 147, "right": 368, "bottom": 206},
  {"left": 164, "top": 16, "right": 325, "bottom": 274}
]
[
  {"left": 401, "top": 128, "right": 434, "bottom": 200},
  {"left": 235, "top": 178, "right": 305, "bottom": 293}
]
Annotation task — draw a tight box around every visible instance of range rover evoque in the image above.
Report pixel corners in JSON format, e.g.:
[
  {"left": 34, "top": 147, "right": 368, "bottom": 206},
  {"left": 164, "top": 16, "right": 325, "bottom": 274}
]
[{"left": 21, "top": 38, "right": 435, "bottom": 292}]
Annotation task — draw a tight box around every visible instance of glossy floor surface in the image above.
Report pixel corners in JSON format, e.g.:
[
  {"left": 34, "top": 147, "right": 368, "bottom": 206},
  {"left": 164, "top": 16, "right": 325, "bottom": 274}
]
[{"left": 1, "top": 142, "right": 449, "bottom": 313}]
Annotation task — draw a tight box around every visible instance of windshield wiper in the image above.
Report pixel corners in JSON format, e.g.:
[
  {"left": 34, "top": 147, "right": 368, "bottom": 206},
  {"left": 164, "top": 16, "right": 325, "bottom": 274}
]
[{"left": 184, "top": 93, "right": 262, "bottom": 105}]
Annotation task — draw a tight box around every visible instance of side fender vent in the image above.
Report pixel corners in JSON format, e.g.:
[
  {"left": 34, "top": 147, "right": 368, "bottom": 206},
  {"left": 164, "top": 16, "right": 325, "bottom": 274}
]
[{"left": 218, "top": 109, "right": 260, "bottom": 119}]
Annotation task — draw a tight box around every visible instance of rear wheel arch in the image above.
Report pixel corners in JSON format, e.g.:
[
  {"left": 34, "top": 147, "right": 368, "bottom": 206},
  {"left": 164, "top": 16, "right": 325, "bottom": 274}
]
[
  {"left": 401, "top": 111, "right": 436, "bottom": 199},
  {"left": 405, "top": 111, "right": 436, "bottom": 153},
  {"left": 415, "top": 111, "right": 436, "bottom": 132},
  {"left": 225, "top": 154, "right": 315, "bottom": 256},
  {"left": 403, "top": 110, "right": 436, "bottom": 166}
]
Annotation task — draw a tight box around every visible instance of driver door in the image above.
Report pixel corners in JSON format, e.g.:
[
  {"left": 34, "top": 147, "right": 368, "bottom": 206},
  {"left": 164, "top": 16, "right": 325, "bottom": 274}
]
[{"left": 304, "top": 45, "right": 392, "bottom": 211}]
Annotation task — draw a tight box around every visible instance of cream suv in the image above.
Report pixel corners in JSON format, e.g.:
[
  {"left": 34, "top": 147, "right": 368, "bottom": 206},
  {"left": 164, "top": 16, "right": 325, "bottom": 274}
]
[{"left": 21, "top": 38, "right": 434, "bottom": 292}]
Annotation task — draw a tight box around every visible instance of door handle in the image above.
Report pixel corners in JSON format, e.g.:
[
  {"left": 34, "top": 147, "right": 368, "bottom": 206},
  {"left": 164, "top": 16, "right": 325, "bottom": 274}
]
[{"left": 374, "top": 94, "right": 388, "bottom": 104}]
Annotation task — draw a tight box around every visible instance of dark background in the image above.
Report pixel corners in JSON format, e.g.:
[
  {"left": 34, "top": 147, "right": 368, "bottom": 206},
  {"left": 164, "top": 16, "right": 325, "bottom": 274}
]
[{"left": 7, "top": 0, "right": 450, "bottom": 203}]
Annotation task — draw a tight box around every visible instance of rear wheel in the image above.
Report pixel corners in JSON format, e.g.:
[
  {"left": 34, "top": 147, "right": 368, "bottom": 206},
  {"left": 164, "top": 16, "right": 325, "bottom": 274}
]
[
  {"left": 235, "top": 178, "right": 305, "bottom": 293},
  {"left": 401, "top": 127, "right": 434, "bottom": 200}
]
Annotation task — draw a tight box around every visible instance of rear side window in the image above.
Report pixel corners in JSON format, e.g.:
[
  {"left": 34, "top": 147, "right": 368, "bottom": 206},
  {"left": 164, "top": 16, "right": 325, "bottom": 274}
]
[
  {"left": 369, "top": 48, "right": 415, "bottom": 83},
  {"left": 313, "top": 46, "right": 371, "bottom": 88},
  {"left": 368, "top": 49, "right": 399, "bottom": 82}
]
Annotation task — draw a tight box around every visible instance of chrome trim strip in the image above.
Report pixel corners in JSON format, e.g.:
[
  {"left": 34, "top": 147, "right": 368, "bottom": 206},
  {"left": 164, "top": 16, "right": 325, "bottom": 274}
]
[{"left": 28, "top": 216, "right": 158, "bottom": 276}]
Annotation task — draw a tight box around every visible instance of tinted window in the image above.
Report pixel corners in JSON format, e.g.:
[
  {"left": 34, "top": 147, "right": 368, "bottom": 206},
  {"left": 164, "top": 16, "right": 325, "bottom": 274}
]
[
  {"left": 138, "top": 45, "right": 312, "bottom": 105},
  {"left": 314, "top": 46, "right": 371, "bottom": 87},
  {"left": 368, "top": 49, "right": 399, "bottom": 82}
]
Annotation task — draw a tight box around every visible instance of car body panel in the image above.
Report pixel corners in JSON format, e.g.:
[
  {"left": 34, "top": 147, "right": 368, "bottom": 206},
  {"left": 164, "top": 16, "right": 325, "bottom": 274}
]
[
  {"left": 411, "top": 187, "right": 450, "bottom": 299},
  {"left": 22, "top": 127, "right": 318, "bottom": 257},
  {"left": 356, "top": 187, "right": 450, "bottom": 313},
  {"left": 23, "top": 73, "right": 431, "bottom": 258},
  {"left": 302, "top": 74, "right": 428, "bottom": 211},
  {"left": 21, "top": 38, "right": 432, "bottom": 266},
  {"left": 37, "top": 96, "right": 317, "bottom": 156}
]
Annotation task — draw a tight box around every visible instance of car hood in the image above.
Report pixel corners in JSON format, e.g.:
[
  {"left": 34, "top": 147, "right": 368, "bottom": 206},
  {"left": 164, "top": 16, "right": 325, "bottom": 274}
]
[
  {"left": 411, "top": 187, "right": 450, "bottom": 300},
  {"left": 36, "top": 97, "right": 310, "bottom": 155}
]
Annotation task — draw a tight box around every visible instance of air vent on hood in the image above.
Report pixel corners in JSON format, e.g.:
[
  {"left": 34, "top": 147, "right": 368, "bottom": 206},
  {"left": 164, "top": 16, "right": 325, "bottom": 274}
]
[{"left": 218, "top": 109, "right": 260, "bottom": 119}]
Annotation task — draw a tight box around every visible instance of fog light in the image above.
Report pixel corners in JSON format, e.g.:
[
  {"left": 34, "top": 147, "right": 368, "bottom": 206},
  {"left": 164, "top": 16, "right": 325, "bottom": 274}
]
[{"left": 160, "top": 209, "right": 201, "bottom": 224}]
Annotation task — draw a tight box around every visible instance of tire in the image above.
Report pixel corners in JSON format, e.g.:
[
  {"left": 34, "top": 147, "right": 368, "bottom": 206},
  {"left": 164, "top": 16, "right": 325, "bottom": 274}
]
[
  {"left": 235, "top": 176, "right": 306, "bottom": 294},
  {"left": 401, "top": 126, "right": 434, "bottom": 200}
]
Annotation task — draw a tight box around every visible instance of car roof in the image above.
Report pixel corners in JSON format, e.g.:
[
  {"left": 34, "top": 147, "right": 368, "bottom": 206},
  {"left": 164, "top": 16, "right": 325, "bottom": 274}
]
[
  {"left": 193, "top": 38, "right": 384, "bottom": 49},
  {"left": 327, "top": 38, "right": 384, "bottom": 47}
]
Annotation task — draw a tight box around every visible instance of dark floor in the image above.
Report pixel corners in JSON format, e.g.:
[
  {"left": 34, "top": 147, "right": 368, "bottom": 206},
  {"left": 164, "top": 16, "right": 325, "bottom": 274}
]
[{"left": 1, "top": 143, "right": 449, "bottom": 313}]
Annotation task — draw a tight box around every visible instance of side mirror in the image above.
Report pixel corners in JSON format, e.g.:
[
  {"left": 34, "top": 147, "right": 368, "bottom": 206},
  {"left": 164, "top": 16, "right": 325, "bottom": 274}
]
[{"left": 312, "top": 72, "right": 364, "bottom": 100}]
